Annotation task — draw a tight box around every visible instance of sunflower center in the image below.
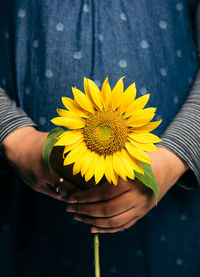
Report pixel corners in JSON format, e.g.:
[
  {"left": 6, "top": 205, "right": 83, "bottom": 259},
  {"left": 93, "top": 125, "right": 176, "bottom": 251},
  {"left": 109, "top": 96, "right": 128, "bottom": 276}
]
[{"left": 83, "top": 111, "right": 128, "bottom": 155}]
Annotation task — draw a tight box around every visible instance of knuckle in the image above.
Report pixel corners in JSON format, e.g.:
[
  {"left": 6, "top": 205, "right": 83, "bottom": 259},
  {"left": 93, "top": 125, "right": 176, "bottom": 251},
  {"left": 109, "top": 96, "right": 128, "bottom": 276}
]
[
  {"left": 108, "top": 217, "right": 120, "bottom": 227},
  {"left": 100, "top": 189, "right": 111, "bottom": 201},
  {"left": 102, "top": 205, "right": 112, "bottom": 217}
]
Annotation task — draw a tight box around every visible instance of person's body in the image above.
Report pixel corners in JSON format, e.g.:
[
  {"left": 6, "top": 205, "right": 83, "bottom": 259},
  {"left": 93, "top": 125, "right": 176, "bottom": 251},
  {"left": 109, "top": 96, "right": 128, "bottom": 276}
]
[{"left": 0, "top": 0, "right": 200, "bottom": 276}]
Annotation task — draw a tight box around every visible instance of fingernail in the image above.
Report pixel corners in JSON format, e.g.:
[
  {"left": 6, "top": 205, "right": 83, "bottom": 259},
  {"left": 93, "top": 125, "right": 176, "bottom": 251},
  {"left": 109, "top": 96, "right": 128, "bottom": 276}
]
[
  {"left": 67, "top": 198, "right": 77, "bottom": 204},
  {"left": 91, "top": 228, "right": 98, "bottom": 233},
  {"left": 66, "top": 206, "right": 75, "bottom": 212},
  {"left": 74, "top": 215, "right": 82, "bottom": 222}
]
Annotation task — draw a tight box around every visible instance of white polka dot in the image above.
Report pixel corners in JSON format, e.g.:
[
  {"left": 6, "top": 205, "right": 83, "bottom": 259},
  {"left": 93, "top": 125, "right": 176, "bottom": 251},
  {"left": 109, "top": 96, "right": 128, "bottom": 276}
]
[
  {"left": 83, "top": 4, "right": 89, "bottom": 13},
  {"left": 192, "top": 51, "right": 197, "bottom": 58},
  {"left": 160, "top": 68, "right": 167, "bottom": 77},
  {"left": 140, "top": 40, "right": 149, "bottom": 49},
  {"left": 155, "top": 114, "right": 162, "bottom": 121},
  {"left": 56, "top": 22, "right": 64, "bottom": 32},
  {"left": 33, "top": 40, "right": 39, "bottom": 48},
  {"left": 2, "top": 224, "right": 10, "bottom": 232},
  {"left": 120, "top": 13, "right": 127, "bottom": 21},
  {"left": 160, "top": 234, "right": 166, "bottom": 242},
  {"left": 25, "top": 88, "right": 31, "bottom": 95},
  {"left": 94, "top": 80, "right": 101, "bottom": 88},
  {"left": 173, "top": 95, "right": 179, "bottom": 104},
  {"left": 118, "top": 59, "right": 127, "bottom": 68},
  {"left": 159, "top": 20, "right": 167, "bottom": 29},
  {"left": 109, "top": 266, "right": 117, "bottom": 273},
  {"left": 176, "top": 50, "right": 182, "bottom": 58},
  {"left": 176, "top": 3, "right": 183, "bottom": 11},
  {"left": 176, "top": 258, "right": 183, "bottom": 265},
  {"left": 39, "top": 117, "right": 46, "bottom": 125},
  {"left": 18, "top": 9, "right": 26, "bottom": 18},
  {"left": 98, "top": 34, "right": 104, "bottom": 41},
  {"left": 180, "top": 213, "right": 188, "bottom": 221},
  {"left": 4, "top": 31, "right": 10, "bottom": 39},
  {"left": 1, "top": 77, "right": 6, "bottom": 85},
  {"left": 188, "top": 77, "right": 193, "bottom": 85},
  {"left": 45, "top": 69, "right": 54, "bottom": 78},
  {"left": 140, "top": 87, "right": 147, "bottom": 95},
  {"left": 73, "top": 51, "right": 82, "bottom": 60},
  {"left": 136, "top": 249, "right": 144, "bottom": 257}
]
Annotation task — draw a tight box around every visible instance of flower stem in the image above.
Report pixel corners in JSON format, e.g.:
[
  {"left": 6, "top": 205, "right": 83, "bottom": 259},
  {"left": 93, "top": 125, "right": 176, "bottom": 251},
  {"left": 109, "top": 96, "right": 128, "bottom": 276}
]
[{"left": 94, "top": 234, "right": 100, "bottom": 277}]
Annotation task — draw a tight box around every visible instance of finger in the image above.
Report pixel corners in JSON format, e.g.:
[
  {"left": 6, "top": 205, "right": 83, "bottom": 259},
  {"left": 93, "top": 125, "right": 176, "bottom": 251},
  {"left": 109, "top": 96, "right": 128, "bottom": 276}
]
[
  {"left": 36, "top": 183, "right": 67, "bottom": 202},
  {"left": 90, "top": 216, "right": 140, "bottom": 233},
  {"left": 73, "top": 206, "right": 137, "bottom": 228},
  {"left": 58, "top": 179, "right": 82, "bottom": 199},
  {"left": 66, "top": 178, "right": 131, "bottom": 204},
  {"left": 66, "top": 190, "right": 136, "bottom": 217}
]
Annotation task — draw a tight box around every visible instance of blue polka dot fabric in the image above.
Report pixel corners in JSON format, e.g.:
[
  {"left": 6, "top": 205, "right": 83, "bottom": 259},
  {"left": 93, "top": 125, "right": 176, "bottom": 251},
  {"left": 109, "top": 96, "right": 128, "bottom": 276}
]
[{"left": 0, "top": 0, "right": 200, "bottom": 276}]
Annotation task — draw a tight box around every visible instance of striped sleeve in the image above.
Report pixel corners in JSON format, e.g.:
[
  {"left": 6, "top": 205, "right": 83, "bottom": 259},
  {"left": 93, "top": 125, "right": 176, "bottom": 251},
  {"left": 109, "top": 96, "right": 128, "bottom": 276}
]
[
  {"left": 158, "top": 70, "right": 200, "bottom": 188},
  {"left": 158, "top": 3, "right": 200, "bottom": 188},
  {"left": 0, "top": 87, "right": 36, "bottom": 145}
]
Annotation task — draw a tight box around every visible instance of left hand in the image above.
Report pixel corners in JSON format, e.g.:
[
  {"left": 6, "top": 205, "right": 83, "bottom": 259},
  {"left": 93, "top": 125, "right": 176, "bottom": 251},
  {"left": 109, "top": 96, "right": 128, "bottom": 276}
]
[{"left": 66, "top": 146, "right": 188, "bottom": 233}]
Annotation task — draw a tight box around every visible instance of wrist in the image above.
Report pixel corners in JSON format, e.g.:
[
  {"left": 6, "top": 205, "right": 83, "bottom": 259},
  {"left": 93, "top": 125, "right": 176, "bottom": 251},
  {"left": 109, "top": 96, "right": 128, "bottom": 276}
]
[
  {"left": 0, "top": 126, "right": 39, "bottom": 162},
  {"left": 148, "top": 146, "right": 189, "bottom": 201}
]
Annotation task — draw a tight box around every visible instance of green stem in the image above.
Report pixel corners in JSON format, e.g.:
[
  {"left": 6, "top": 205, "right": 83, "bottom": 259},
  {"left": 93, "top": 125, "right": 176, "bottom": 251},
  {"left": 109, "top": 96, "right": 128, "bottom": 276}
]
[{"left": 94, "top": 234, "right": 100, "bottom": 277}]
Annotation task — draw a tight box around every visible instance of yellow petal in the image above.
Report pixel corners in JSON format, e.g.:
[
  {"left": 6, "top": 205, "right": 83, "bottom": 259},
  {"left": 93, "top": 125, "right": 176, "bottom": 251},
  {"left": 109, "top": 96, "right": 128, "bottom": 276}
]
[
  {"left": 104, "top": 155, "right": 113, "bottom": 183},
  {"left": 118, "top": 82, "right": 137, "bottom": 114},
  {"left": 121, "top": 148, "right": 144, "bottom": 175},
  {"left": 111, "top": 168, "right": 118, "bottom": 186},
  {"left": 87, "top": 79, "right": 103, "bottom": 110},
  {"left": 63, "top": 139, "right": 82, "bottom": 158},
  {"left": 57, "top": 108, "right": 85, "bottom": 118},
  {"left": 128, "top": 139, "right": 158, "bottom": 152},
  {"left": 116, "top": 151, "right": 135, "bottom": 180},
  {"left": 84, "top": 152, "right": 99, "bottom": 182},
  {"left": 124, "top": 94, "right": 150, "bottom": 118},
  {"left": 125, "top": 142, "right": 152, "bottom": 164},
  {"left": 128, "top": 133, "right": 162, "bottom": 143},
  {"left": 84, "top": 77, "right": 90, "bottom": 95},
  {"left": 51, "top": 116, "right": 85, "bottom": 129},
  {"left": 80, "top": 150, "right": 95, "bottom": 177},
  {"left": 73, "top": 160, "right": 81, "bottom": 175},
  {"left": 101, "top": 77, "right": 111, "bottom": 110},
  {"left": 62, "top": 97, "right": 88, "bottom": 118},
  {"left": 54, "top": 130, "right": 83, "bottom": 146},
  {"left": 104, "top": 155, "right": 118, "bottom": 185},
  {"left": 72, "top": 87, "right": 95, "bottom": 114},
  {"left": 110, "top": 77, "right": 124, "bottom": 110},
  {"left": 94, "top": 155, "right": 106, "bottom": 184},
  {"left": 126, "top": 108, "right": 156, "bottom": 127},
  {"left": 112, "top": 152, "right": 127, "bottom": 181},
  {"left": 64, "top": 142, "right": 87, "bottom": 166},
  {"left": 132, "top": 120, "right": 162, "bottom": 133}
]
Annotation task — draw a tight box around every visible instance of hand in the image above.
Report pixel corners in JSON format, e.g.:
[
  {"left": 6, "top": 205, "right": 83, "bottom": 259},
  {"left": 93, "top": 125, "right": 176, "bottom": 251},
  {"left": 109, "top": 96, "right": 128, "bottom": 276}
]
[
  {"left": 0, "top": 126, "right": 81, "bottom": 201},
  {"left": 66, "top": 146, "right": 189, "bottom": 233}
]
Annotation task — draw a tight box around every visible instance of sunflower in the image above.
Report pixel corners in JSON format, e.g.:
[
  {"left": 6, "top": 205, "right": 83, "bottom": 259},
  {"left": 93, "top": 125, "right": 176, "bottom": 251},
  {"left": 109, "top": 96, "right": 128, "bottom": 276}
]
[{"left": 51, "top": 77, "right": 162, "bottom": 185}]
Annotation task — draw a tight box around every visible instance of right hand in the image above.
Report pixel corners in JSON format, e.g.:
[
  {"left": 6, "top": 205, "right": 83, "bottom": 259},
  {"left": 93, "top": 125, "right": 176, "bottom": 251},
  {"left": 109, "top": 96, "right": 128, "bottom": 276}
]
[{"left": 0, "top": 126, "right": 81, "bottom": 202}]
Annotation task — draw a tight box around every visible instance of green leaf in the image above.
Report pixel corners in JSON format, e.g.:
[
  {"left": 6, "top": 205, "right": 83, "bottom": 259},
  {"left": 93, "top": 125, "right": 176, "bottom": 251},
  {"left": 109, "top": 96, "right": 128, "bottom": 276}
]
[
  {"left": 134, "top": 162, "right": 159, "bottom": 205},
  {"left": 42, "top": 127, "right": 65, "bottom": 171}
]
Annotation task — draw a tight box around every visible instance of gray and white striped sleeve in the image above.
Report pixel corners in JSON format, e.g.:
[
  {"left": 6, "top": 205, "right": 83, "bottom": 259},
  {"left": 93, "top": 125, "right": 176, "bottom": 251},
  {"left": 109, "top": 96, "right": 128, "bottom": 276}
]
[
  {"left": 158, "top": 3, "right": 200, "bottom": 188},
  {"left": 0, "top": 87, "right": 36, "bottom": 145},
  {"left": 158, "top": 70, "right": 200, "bottom": 188}
]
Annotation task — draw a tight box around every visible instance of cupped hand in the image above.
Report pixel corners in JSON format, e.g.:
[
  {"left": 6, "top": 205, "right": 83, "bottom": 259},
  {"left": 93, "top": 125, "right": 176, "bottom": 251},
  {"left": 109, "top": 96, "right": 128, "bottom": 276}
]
[
  {"left": 0, "top": 126, "right": 81, "bottom": 201},
  {"left": 66, "top": 146, "right": 189, "bottom": 233}
]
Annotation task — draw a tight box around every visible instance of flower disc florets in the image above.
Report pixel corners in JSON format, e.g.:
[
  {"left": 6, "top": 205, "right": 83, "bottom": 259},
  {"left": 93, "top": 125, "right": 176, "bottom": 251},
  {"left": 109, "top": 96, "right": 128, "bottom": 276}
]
[{"left": 83, "top": 110, "right": 128, "bottom": 155}]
